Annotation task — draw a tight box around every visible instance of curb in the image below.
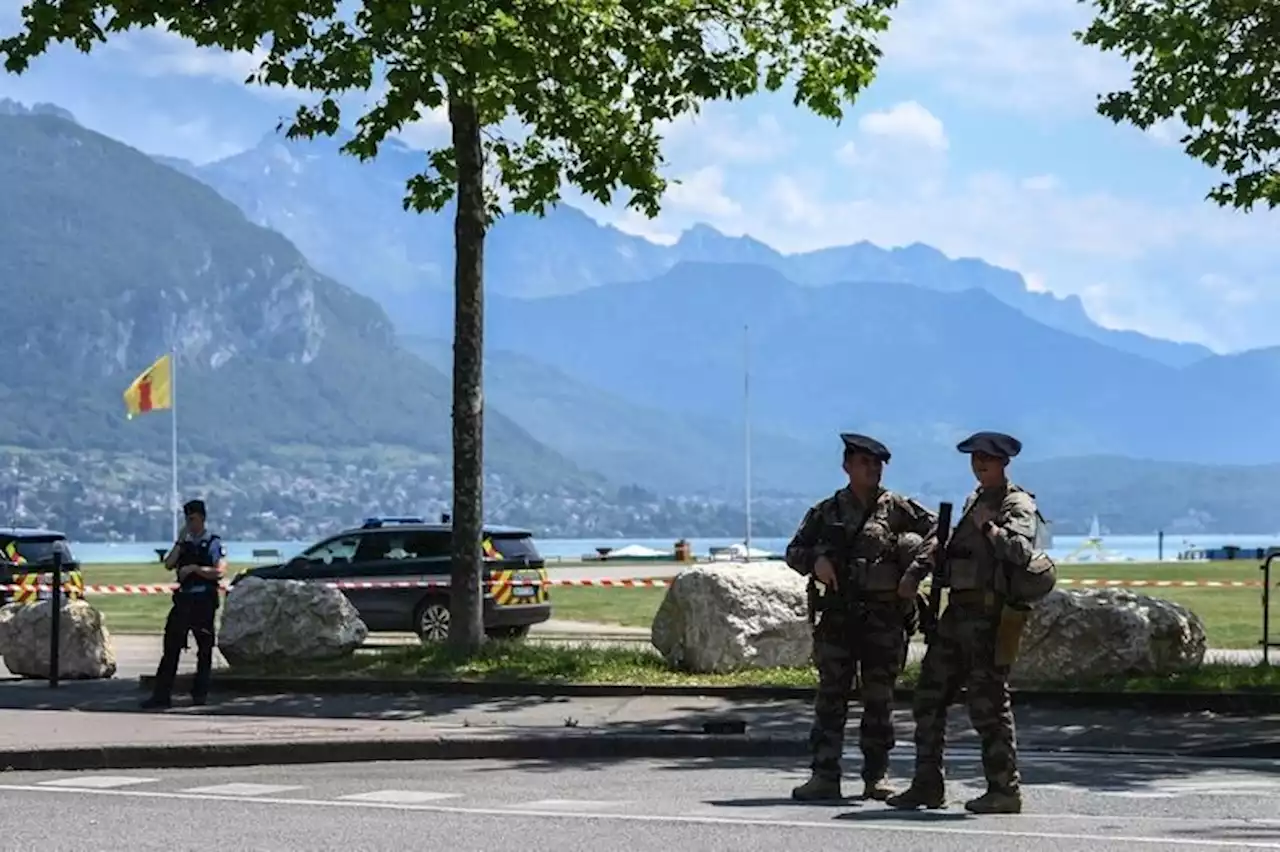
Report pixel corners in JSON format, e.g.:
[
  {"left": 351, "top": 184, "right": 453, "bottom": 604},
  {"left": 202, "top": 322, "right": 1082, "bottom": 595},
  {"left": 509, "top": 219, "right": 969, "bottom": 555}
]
[
  {"left": 4, "top": 733, "right": 1277, "bottom": 773},
  {"left": 137, "top": 674, "right": 1280, "bottom": 714},
  {"left": 0, "top": 732, "right": 809, "bottom": 772}
]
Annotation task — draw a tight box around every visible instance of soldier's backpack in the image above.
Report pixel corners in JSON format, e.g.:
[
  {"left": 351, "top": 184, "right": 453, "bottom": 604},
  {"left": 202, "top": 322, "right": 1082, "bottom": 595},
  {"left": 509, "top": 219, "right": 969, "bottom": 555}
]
[{"left": 1004, "top": 493, "right": 1057, "bottom": 606}]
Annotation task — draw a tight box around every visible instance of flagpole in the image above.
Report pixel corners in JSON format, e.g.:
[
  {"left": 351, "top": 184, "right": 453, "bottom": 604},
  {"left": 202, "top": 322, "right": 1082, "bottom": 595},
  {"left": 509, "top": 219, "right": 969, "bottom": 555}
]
[
  {"left": 743, "top": 323, "right": 752, "bottom": 562},
  {"left": 170, "top": 345, "right": 178, "bottom": 542}
]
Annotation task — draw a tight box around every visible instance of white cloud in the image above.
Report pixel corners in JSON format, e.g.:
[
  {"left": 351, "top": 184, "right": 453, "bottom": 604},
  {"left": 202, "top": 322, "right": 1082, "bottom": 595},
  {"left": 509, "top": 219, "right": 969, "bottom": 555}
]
[
  {"left": 880, "top": 0, "right": 1130, "bottom": 115},
  {"left": 103, "top": 27, "right": 306, "bottom": 101},
  {"left": 666, "top": 166, "right": 742, "bottom": 219},
  {"left": 1147, "top": 118, "right": 1188, "bottom": 147},
  {"left": 1021, "top": 174, "right": 1059, "bottom": 192},
  {"left": 660, "top": 108, "right": 793, "bottom": 164},
  {"left": 857, "top": 101, "right": 948, "bottom": 150},
  {"left": 833, "top": 141, "right": 860, "bottom": 167},
  {"left": 393, "top": 106, "right": 450, "bottom": 148}
]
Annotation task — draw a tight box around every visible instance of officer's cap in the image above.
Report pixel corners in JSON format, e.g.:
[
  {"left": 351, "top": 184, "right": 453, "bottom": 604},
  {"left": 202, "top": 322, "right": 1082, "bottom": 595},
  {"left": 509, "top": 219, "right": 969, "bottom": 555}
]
[
  {"left": 182, "top": 499, "right": 207, "bottom": 517},
  {"left": 956, "top": 431, "right": 1022, "bottom": 459},
  {"left": 840, "top": 433, "right": 891, "bottom": 463}
]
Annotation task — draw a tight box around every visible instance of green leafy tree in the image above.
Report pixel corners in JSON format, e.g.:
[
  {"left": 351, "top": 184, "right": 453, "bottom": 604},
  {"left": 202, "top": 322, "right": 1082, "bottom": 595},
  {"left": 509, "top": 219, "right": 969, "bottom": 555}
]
[
  {"left": 3, "top": 0, "right": 898, "bottom": 653},
  {"left": 1078, "top": 0, "right": 1280, "bottom": 211}
]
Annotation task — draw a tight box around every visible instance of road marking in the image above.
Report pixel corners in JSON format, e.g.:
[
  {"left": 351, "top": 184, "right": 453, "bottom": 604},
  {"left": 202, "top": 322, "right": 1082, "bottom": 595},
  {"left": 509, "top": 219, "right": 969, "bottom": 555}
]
[
  {"left": 182, "top": 783, "right": 305, "bottom": 796},
  {"left": 872, "top": 746, "right": 1280, "bottom": 771},
  {"left": 512, "top": 799, "right": 631, "bottom": 810},
  {"left": 1034, "top": 779, "right": 1280, "bottom": 799},
  {"left": 37, "top": 776, "right": 158, "bottom": 789},
  {"left": 338, "top": 790, "right": 461, "bottom": 804},
  {"left": 0, "top": 783, "right": 1274, "bottom": 849}
]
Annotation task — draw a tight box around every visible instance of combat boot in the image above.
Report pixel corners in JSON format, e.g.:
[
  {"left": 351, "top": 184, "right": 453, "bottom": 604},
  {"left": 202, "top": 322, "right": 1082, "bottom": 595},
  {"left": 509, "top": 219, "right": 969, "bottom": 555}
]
[
  {"left": 884, "top": 768, "right": 945, "bottom": 810},
  {"left": 791, "top": 775, "right": 843, "bottom": 802},
  {"left": 964, "top": 787, "right": 1022, "bottom": 814},
  {"left": 861, "top": 777, "right": 894, "bottom": 801}
]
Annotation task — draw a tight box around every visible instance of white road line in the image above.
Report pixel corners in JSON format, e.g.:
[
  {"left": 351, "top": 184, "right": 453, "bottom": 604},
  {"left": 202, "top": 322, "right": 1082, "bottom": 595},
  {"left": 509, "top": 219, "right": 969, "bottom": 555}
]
[
  {"left": 870, "top": 746, "right": 1280, "bottom": 770},
  {"left": 0, "top": 783, "right": 1274, "bottom": 849},
  {"left": 181, "top": 783, "right": 305, "bottom": 796},
  {"left": 36, "top": 776, "right": 158, "bottom": 789},
  {"left": 338, "top": 790, "right": 462, "bottom": 804},
  {"left": 512, "top": 799, "right": 632, "bottom": 810}
]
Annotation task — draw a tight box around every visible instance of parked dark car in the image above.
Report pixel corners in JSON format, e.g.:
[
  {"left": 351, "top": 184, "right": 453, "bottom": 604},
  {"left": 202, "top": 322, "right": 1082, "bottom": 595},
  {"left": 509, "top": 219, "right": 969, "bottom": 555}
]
[
  {"left": 0, "top": 527, "right": 85, "bottom": 605},
  {"left": 232, "top": 516, "right": 552, "bottom": 641}
]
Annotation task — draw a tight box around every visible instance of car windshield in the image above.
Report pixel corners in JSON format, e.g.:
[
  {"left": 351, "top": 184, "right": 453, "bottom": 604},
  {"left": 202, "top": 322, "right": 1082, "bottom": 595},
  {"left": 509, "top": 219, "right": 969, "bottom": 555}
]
[{"left": 2, "top": 537, "right": 72, "bottom": 565}]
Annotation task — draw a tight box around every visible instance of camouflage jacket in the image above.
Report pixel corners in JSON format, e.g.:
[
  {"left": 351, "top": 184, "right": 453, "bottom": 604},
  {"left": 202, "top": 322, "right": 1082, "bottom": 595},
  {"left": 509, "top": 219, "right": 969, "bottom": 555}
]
[
  {"left": 785, "top": 486, "right": 937, "bottom": 592},
  {"left": 903, "top": 481, "right": 1039, "bottom": 591}
]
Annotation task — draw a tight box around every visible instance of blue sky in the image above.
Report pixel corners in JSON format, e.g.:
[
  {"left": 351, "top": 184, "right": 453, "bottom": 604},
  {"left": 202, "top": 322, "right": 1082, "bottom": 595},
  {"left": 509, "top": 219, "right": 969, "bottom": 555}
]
[{"left": 2, "top": 0, "right": 1277, "bottom": 352}]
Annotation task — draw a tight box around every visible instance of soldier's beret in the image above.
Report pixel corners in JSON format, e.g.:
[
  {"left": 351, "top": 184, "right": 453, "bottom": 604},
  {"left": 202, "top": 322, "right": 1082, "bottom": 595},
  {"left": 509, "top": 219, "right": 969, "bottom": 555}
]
[
  {"left": 182, "top": 499, "right": 207, "bottom": 517},
  {"left": 840, "top": 433, "right": 891, "bottom": 462},
  {"left": 956, "top": 431, "right": 1022, "bottom": 459}
]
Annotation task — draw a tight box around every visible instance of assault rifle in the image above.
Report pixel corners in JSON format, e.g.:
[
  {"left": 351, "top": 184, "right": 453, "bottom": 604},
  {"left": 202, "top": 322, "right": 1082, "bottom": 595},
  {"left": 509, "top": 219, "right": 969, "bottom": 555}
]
[{"left": 920, "top": 501, "right": 953, "bottom": 645}]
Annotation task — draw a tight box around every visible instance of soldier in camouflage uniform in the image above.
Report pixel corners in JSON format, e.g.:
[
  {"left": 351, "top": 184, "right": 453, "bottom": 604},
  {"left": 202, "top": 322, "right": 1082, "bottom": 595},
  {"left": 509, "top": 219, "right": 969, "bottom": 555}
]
[
  {"left": 887, "top": 431, "right": 1039, "bottom": 815},
  {"left": 784, "top": 433, "right": 937, "bottom": 802}
]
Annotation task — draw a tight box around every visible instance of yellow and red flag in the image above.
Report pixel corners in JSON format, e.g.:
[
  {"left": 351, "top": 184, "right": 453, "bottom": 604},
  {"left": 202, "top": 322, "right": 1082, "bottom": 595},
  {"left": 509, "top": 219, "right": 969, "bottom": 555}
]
[
  {"left": 2, "top": 541, "right": 24, "bottom": 565},
  {"left": 123, "top": 353, "right": 173, "bottom": 419}
]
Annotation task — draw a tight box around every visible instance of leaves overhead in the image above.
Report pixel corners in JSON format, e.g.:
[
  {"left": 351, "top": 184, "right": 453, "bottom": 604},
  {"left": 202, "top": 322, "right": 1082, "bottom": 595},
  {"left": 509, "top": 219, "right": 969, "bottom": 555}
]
[
  {"left": 2, "top": 0, "right": 898, "bottom": 220},
  {"left": 1077, "top": 0, "right": 1280, "bottom": 211}
]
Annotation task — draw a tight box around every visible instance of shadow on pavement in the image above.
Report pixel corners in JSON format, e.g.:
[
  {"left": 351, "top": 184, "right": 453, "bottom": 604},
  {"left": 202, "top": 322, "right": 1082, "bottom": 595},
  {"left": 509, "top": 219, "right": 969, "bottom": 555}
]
[{"left": 1170, "top": 826, "right": 1280, "bottom": 842}]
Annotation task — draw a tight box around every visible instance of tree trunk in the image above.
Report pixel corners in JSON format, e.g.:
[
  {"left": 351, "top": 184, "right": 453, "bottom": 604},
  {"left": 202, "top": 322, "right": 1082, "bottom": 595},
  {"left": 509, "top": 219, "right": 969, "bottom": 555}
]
[{"left": 446, "top": 95, "right": 486, "bottom": 655}]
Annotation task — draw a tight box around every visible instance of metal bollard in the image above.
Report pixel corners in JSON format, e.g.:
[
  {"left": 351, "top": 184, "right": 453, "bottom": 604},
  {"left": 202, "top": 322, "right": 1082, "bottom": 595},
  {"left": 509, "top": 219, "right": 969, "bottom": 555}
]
[{"left": 48, "top": 548, "right": 62, "bottom": 687}]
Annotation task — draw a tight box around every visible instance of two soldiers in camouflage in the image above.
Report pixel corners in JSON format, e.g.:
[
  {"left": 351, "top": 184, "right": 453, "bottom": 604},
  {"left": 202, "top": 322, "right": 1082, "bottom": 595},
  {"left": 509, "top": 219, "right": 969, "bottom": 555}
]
[{"left": 785, "top": 429, "right": 1044, "bottom": 815}]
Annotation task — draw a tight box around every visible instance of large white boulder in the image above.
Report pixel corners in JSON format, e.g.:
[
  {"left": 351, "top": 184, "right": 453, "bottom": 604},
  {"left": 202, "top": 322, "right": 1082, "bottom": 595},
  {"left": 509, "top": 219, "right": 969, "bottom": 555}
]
[
  {"left": 1012, "top": 588, "right": 1207, "bottom": 684},
  {"left": 0, "top": 600, "right": 117, "bottom": 679},
  {"left": 218, "top": 576, "right": 368, "bottom": 668},
  {"left": 650, "top": 561, "right": 812, "bottom": 673}
]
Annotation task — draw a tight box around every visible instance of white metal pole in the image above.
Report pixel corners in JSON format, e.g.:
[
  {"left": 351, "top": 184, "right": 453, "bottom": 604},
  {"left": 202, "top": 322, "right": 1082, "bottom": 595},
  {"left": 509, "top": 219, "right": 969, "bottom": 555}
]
[
  {"left": 170, "top": 345, "right": 179, "bottom": 542},
  {"left": 744, "top": 323, "right": 752, "bottom": 561}
]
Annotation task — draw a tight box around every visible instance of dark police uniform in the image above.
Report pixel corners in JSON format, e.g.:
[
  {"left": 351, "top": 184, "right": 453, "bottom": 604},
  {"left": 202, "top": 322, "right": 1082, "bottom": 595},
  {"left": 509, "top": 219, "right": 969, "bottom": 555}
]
[{"left": 143, "top": 502, "right": 225, "bottom": 708}]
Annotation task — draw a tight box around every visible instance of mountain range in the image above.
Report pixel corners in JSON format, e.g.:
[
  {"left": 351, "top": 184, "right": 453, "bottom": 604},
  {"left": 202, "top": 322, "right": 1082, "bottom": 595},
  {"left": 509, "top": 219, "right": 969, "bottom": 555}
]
[
  {"left": 4, "top": 97, "right": 1280, "bottom": 535},
  {"left": 0, "top": 99, "right": 593, "bottom": 491},
  {"left": 161, "top": 131, "right": 1213, "bottom": 369}
]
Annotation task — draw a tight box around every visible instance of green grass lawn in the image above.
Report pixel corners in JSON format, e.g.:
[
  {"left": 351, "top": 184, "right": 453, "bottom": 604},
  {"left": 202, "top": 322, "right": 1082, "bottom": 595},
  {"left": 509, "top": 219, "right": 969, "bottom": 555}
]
[
  {"left": 227, "top": 641, "right": 1280, "bottom": 693},
  {"left": 75, "top": 560, "right": 1276, "bottom": 649}
]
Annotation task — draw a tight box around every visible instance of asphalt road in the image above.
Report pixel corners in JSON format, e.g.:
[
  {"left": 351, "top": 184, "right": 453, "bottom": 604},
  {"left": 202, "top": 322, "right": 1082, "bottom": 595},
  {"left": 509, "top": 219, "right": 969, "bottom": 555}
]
[{"left": 3, "top": 751, "right": 1280, "bottom": 850}]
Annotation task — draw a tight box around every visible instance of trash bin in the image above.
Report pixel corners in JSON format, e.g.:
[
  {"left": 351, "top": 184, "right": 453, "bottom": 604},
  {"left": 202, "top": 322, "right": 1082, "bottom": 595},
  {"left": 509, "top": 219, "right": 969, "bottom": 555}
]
[{"left": 674, "top": 539, "right": 692, "bottom": 562}]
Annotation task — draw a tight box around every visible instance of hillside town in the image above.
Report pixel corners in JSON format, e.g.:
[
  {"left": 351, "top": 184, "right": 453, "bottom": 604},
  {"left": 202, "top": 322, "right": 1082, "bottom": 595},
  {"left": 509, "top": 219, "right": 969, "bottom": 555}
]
[{"left": 0, "top": 448, "right": 805, "bottom": 541}]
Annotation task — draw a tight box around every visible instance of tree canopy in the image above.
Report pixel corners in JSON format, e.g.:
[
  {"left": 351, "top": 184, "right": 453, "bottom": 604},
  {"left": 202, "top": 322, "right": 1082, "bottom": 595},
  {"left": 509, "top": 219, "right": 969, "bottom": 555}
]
[
  {"left": 4, "top": 0, "right": 898, "bottom": 218},
  {"left": 1078, "top": 0, "right": 1280, "bottom": 211}
]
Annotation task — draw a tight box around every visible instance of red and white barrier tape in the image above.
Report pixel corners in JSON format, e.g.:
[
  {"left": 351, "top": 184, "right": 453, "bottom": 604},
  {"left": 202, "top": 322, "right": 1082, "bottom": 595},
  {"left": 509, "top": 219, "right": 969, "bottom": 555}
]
[
  {"left": 0, "top": 576, "right": 1268, "bottom": 594},
  {"left": 0, "top": 577, "right": 675, "bottom": 594}
]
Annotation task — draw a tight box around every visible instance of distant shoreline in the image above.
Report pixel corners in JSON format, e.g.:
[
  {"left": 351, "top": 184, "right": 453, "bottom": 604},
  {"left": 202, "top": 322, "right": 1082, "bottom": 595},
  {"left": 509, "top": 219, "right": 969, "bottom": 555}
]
[{"left": 59, "top": 532, "right": 1280, "bottom": 566}]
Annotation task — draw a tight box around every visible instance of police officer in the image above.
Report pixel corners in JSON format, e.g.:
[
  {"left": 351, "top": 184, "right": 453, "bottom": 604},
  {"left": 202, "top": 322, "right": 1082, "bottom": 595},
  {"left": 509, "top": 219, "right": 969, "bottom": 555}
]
[{"left": 142, "top": 499, "right": 227, "bottom": 709}]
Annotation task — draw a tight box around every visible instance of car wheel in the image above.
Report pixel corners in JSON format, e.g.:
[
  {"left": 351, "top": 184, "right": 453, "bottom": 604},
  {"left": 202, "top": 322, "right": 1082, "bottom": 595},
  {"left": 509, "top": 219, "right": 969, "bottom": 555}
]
[
  {"left": 486, "top": 624, "right": 531, "bottom": 641},
  {"left": 415, "top": 599, "right": 451, "bottom": 643}
]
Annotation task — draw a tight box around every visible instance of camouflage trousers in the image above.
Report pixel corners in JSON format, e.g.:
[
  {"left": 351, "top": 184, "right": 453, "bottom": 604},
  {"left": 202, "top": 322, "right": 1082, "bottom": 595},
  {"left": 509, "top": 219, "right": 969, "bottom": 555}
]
[
  {"left": 809, "top": 601, "right": 911, "bottom": 783},
  {"left": 910, "top": 598, "right": 1019, "bottom": 793}
]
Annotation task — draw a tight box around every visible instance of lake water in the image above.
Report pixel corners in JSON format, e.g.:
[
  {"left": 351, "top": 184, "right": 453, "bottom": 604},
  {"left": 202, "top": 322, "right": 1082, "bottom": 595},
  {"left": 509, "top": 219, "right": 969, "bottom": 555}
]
[{"left": 66, "top": 533, "right": 1280, "bottom": 566}]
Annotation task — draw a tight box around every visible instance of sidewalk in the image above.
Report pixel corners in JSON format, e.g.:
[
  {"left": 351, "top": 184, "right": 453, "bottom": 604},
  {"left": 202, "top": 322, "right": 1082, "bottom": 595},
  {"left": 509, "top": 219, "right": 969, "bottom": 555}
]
[{"left": 0, "top": 677, "right": 1276, "bottom": 771}]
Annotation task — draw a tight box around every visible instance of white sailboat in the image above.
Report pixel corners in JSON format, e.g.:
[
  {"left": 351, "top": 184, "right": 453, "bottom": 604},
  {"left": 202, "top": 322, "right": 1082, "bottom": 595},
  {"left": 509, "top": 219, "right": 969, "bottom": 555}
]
[{"left": 1062, "top": 514, "right": 1131, "bottom": 563}]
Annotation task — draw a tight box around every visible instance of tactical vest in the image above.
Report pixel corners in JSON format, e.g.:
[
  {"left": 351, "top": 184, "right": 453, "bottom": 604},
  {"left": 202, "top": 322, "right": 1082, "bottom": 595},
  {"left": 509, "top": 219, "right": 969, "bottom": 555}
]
[
  {"left": 835, "top": 491, "right": 907, "bottom": 593},
  {"left": 946, "top": 483, "right": 1052, "bottom": 599},
  {"left": 175, "top": 532, "right": 222, "bottom": 597}
]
